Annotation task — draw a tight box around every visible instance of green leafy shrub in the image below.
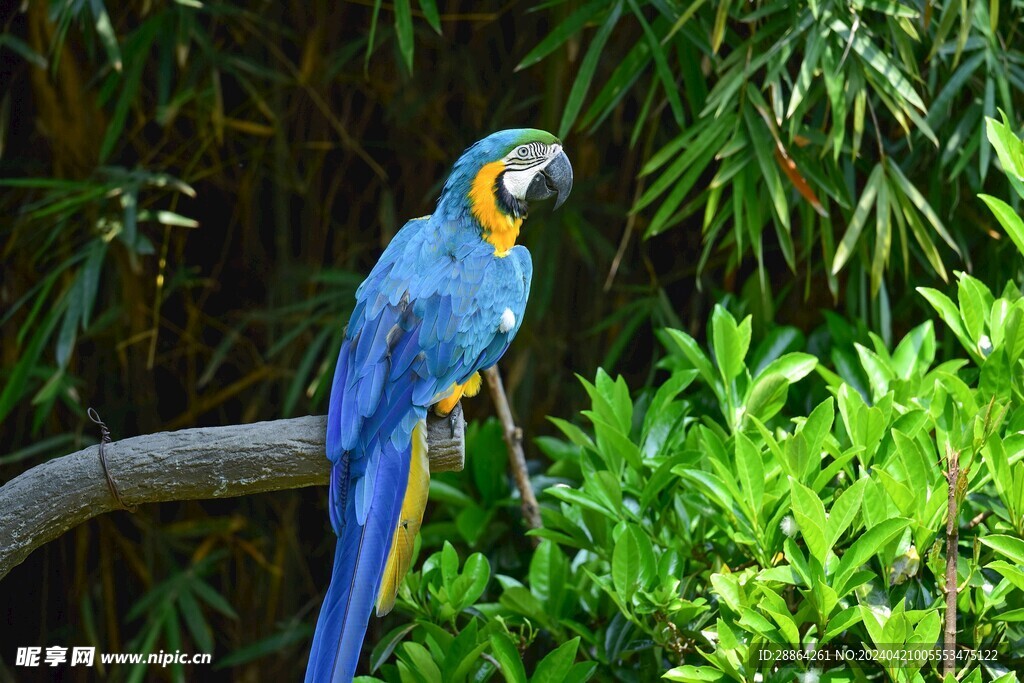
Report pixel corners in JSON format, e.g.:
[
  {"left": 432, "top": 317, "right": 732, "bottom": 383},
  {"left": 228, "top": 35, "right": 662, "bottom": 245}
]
[
  {"left": 365, "top": 248, "right": 1024, "bottom": 680},
  {"left": 361, "top": 294, "right": 1022, "bottom": 681}
]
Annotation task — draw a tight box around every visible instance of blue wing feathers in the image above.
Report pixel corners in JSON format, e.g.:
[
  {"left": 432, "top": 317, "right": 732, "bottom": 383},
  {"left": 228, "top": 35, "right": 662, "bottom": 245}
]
[{"left": 309, "top": 215, "right": 533, "bottom": 681}]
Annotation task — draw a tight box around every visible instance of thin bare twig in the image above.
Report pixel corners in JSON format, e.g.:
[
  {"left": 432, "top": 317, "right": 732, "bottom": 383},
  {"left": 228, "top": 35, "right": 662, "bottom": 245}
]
[
  {"left": 944, "top": 442, "right": 961, "bottom": 677},
  {"left": 482, "top": 366, "right": 542, "bottom": 543}
]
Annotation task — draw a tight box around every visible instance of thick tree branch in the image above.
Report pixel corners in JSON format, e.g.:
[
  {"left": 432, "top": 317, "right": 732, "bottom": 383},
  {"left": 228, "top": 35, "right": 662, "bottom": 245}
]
[{"left": 0, "top": 408, "right": 465, "bottom": 581}]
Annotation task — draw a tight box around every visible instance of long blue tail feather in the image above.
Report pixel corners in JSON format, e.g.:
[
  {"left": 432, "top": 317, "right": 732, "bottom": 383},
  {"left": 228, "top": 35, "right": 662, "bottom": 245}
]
[{"left": 305, "top": 445, "right": 410, "bottom": 683}]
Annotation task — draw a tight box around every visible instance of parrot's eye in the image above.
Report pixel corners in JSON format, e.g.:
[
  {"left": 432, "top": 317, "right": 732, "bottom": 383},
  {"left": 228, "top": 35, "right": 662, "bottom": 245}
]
[{"left": 517, "top": 147, "right": 529, "bottom": 158}]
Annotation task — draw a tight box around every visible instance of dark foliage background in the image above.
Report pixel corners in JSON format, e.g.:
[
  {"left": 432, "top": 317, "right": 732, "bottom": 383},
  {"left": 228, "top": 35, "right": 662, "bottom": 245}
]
[{"left": 3, "top": 0, "right": 1024, "bottom": 680}]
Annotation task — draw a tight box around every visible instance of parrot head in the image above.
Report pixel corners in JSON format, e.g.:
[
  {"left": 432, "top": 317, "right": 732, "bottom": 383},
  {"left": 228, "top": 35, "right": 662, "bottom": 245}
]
[{"left": 438, "top": 129, "right": 573, "bottom": 251}]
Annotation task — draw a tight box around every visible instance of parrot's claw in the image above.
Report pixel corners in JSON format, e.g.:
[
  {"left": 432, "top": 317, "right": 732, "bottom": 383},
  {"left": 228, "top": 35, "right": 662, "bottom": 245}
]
[{"left": 448, "top": 404, "right": 460, "bottom": 438}]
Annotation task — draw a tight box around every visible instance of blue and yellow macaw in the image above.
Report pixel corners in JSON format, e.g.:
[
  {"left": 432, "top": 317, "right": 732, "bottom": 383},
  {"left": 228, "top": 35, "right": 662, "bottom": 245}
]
[{"left": 305, "top": 129, "right": 572, "bottom": 682}]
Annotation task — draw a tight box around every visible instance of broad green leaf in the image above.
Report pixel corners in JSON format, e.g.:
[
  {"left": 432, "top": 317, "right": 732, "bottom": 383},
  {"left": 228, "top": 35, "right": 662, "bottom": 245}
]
[
  {"left": 451, "top": 553, "right": 490, "bottom": 610},
  {"left": 986, "top": 113, "right": 1024, "bottom": 185},
  {"left": 548, "top": 417, "right": 596, "bottom": 453},
  {"left": 662, "top": 329, "right": 718, "bottom": 389},
  {"left": 530, "top": 540, "right": 567, "bottom": 615},
  {"left": 711, "top": 305, "right": 750, "bottom": 382},
  {"left": 441, "top": 541, "right": 459, "bottom": 593},
  {"left": 673, "top": 468, "right": 735, "bottom": 513},
  {"left": 756, "top": 353, "right": 817, "bottom": 384},
  {"left": 746, "top": 370, "right": 790, "bottom": 423},
  {"left": 834, "top": 517, "right": 911, "bottom": 595},
  {"left": 788, "top": 477, "right": 828, "bottom": 562},
  {"left": 612, "top": 525, "right": 640, "bottom": 603},
  {"left": 980, "top": 535, "right": 1024, "bottom": 565},
  {"left": 487, "top": 634, "right": 524, "bottom": 683},
  {"left": 369, "top": 624, "right": 417, "bottom": 673},
  {"left": 891, "top": 321, "right": 935, "bottom": 379},
  {"left": 979, "top": 194, "right": 1024, "bottom": 258},
  {"left": 987, "top": 561, "right": 1024, "bottom": 593},
  {"left": 531, "top": 637, "right": 580, "bottom": 683},
  {"left": 992, "top": 608, "right": 1024, "bottom": 622},
  {"left": 957, "top": 272, "right": 992, "bottom": 344},
  {"left": 399, "top": 642, "right": 442, "bottom": 683},
  {"left": 589, "top": 416, "right": 642, "bottom": 472},
  {"left": 499, "top": 586, "right": 557, "bottom": 633},
  {"left": 663, "top": 665, "right": 726, "bottom": 681},
  {"left": 825, "top": 478, "right": 867, "bottom": 553},
  {"left": 822, "top": 605, "right": 863, "bottom": 642},
  {"left": 918, "top": 287, "right": 979, "bottom": 362},
  {"left": 734, "top": 432, "right": 765, "bottom": 520},
  {"left": 545, "top": 485, "right": 616, "bottom": 520},
  {"left": 586, "top": 469, "right": 623, "bottom": 515}
]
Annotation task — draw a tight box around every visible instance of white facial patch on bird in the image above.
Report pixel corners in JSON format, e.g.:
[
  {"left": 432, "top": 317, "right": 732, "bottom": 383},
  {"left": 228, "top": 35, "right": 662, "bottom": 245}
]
[
  {"left": 501, "top": 143, "right": 562, "bottom": 199},
  {"left": 499, "top": 307, "right": 516, "bottom": 333}
]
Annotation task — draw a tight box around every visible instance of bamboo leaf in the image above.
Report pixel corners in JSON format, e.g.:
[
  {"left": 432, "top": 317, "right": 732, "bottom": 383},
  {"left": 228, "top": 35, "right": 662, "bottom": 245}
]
[
  {"left": 833, "top": 163, "right": 883, "bottom": 274},
  {"left": 870, "top": 175, "right": 890, "bottom": 296},
  {"left": 888, "top": 161, "right": 961, "bottom": 255},
  {"left": 364, "top": 0, "right": 383, "bottom": 73},
  {"left": 418, "top": 0, "right": 442, "bottom": 34},
  {"left": 517, "top": 0, "right": 606, "bottom": 71},
  {"left": 394, "top": 0, "right": 414, "bottom": 72},
  {"left": 0, "top": 34, "right": 48, "bottom": 69},
  {"left": 829, "top": 19, "right": 925, "bottom": 112},
  {"left": 787, "top": 28, "right": 824, "bottom": 118},
  {"left": 626, "top": 0, "right": 684, "bottom": 126},
  {"left": 559, "top": 3, "right": 623, "bottom": 138},
  {"left": 581, "top": 37, "right": 651, "bottom": 131},
  {"left": 745, "top": 106, "right": 790, "bottom": 231},
  {"left": 89, "top": 0, "right": 122, "bottom": 72}
]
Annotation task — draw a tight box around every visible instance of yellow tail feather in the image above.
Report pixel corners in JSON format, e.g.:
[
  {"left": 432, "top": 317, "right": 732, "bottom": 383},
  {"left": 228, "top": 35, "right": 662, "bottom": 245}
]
[{"left": 376, "top": 420, "right": 430, "bottom": 615}]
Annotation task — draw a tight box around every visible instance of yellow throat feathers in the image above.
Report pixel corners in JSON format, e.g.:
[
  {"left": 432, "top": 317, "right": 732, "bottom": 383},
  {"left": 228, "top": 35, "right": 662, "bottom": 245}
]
[{"left": 469, "top": 161, "right": 522, "bottom": 257}]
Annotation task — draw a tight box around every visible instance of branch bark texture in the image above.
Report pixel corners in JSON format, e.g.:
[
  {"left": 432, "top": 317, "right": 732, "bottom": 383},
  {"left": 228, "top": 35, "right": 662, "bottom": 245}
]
[
  {"left": 0, "top": 408, "right": 464, "bottom": 581},
  {"left": 482, "top": 366, "right": 542, "bottom": 541}
]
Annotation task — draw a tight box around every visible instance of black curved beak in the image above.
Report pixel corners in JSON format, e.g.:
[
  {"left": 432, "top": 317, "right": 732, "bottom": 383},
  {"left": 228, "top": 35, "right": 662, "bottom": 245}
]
[{"left": 525, "top": 150, "right": 573, "bottom": 210}]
